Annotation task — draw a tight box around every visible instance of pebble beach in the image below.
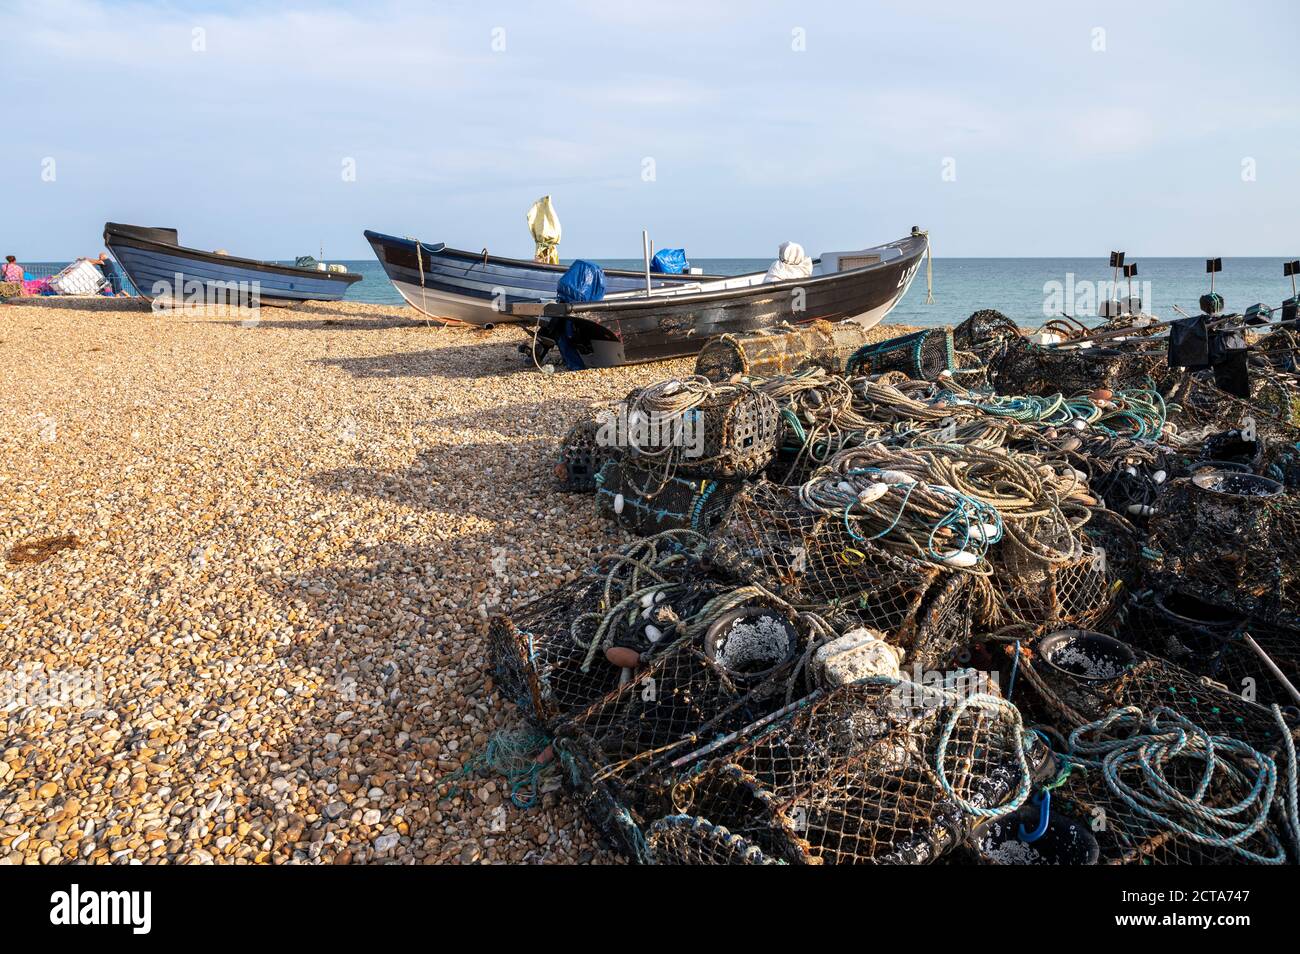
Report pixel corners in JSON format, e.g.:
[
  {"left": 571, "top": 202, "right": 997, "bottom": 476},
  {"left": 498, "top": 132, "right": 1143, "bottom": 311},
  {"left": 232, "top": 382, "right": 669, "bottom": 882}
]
[{"left": 0, "top": 295, "right": 910, "bottom": 864}]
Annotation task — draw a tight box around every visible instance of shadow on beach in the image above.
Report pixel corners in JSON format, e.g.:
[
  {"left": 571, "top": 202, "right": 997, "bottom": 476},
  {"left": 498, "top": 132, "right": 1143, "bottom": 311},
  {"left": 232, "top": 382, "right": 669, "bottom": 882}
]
[
  {"left": 313, "top": 338, "right": 535, "bottom": 380},
  {"left": 2, "top": 296, "right": 151, "bottom": 312}
]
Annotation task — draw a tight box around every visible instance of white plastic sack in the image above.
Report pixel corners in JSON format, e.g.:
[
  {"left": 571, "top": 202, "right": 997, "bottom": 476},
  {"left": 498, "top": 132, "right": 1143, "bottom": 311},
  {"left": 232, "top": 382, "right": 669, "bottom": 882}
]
[{"left": 763, "top": 241, "right": 812, "bottom": 282}]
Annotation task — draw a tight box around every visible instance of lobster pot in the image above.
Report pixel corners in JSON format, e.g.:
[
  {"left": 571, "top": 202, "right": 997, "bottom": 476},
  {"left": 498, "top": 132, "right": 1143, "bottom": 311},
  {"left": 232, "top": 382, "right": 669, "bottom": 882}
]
[
  {"left": 705, "top": 481, "right": 959, "bottom": 645},
  {"left": 1250, "top": 373, "right": 1300, "bottom": 427},
  {"left": 556, "top": 415, "right": 619, "bottom": 492},
  {"left": 646, "top": 815, "right": 782, "bottom": 865},
  {"left": 554, "top": 640, "right": 798, "bottom": 861},
  {"left": 594, "top": 459, "right": 739, "bottom": 537},
  {"left": 670, "top": 386, "right": 782, "bottom": 479},
  {"left": 1165, "top": 373, "right": 1300, "bottom": 449},
  {"left": 1079, "top": 509, "right": 1145, "bottom": 590},
  {"left": 489, "top": 577, "right": 636, "bottom": 729},
  {"left": 992, "top": 548, "right": 1116, "bottom": 634},
  {"left": 1148, "top": 473, "right": 1300, "bottom": 625},
  {"left": 1124, "top": 590, "right": 1300, "bottom": 709},
  {"left": 669, "top": 681, "right": 1032, "bottom": 865},
  {"left": 1014, "top": 631, "right": 1293, "bottom": 753},
  {"left": 846, "top": 328, "right": 956, "bottom": 381},
  {"left": 694, "top": 321, "right": 875, "bottom": 382},
  {"left": 989, "top": 338, "right": 1165, "bottom": 397},
  {"left": 1257, "top": 327, "right": 1300, "bottom": 373},
  {"left": 952, "top": 309, "right": 1020, "bottom": 356},
  {"left": 1122, "top": 588, "right": 1241, "bottom": 672}
]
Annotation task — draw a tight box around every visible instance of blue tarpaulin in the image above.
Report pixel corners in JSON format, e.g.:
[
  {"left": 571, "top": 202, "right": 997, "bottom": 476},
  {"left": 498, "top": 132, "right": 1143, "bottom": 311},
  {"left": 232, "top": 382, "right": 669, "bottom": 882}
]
[
  {"left": 650, "top": 248, "right": 689, "bottom": 274},
  {"left": 557, "top": 259, "right": 606, "bottom": 303}
]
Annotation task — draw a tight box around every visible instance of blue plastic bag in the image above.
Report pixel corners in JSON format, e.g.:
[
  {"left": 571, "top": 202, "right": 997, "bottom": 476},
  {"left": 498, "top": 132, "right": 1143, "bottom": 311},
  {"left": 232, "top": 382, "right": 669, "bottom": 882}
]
[
  {"left": 556, "top": 260, "right": 606, "bottom": 303},
  {"left": 650, "top": 248, "right": 689, "bottom": 274}
]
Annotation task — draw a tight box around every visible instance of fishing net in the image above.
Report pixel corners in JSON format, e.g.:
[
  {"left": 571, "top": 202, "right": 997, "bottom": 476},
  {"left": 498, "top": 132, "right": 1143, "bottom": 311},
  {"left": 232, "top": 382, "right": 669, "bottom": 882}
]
[
  {"left": 846, "top": 328, "right": 956, "bottom": 381},
  {"left": 1255, "top": 328, "right": 1300, "bottom": 373},
  {"left": 693, "top": 320, "right": 875, "bottom": 381},
  {"left": 594, "top": 458, "right": 740, "bottom": 537},
  {"left": 1123, "top": 589, "right": 1300, "bottom": 710},
  {"left": 667, "top": 680, "right": 1038, "bottom": 864},
  {"left": 989, "top": 337, "right": 1165, "bottom": 397},
  {"left": 555, "top": 413, "right": 620, "bottom": 492},
  {"left": 1012, "top": 631, "right": 1295, "bottom": 755},
  {"left": 1164, "top": 372, "right": 1300, "bottom": 482},
  {"left": 489, "top": 532, "right": 709, "bottom": 728},
  {"left": 1146, "top": 471, "right": 1300, "bottom": 628},
  {"left": 645, "top": 814, "right": 783, "bottom": 865},
  {"left": 1078, "top": 508, "right": 1146, "bottom": 590}
]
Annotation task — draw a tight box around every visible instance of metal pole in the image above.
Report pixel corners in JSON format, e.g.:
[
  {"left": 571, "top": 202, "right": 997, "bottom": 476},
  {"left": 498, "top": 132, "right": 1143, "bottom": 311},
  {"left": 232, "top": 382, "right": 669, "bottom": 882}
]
[
  {"left": 1241, "top": 633, "right": 1300, "bottom": 707},
  {"left": 643, "top": 229, "right": 652, "bottom": 297}
]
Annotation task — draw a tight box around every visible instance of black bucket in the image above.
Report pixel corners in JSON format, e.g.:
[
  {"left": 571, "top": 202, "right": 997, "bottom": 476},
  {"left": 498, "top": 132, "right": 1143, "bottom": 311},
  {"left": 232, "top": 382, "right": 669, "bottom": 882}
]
[
  {"left": 1149, "top": 590, "right": 1241, "bottom": 660},
  {"left": 1039, "top": 630, "right": 1136, "bottom": 682},
  {"left": 1191, "top": 470, "right": 1283, "bottom": 498},
  {"left": 704, "top": 608, "right": 799, "bottom": 684},
  {"left": 973, "top": 809, "right": 1100, "bottom": 865}
]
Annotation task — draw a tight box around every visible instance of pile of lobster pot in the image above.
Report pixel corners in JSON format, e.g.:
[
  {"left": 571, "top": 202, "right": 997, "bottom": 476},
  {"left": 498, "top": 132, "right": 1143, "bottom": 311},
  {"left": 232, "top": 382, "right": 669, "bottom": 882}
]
[{"left": 487, "top": 315, "right": 1300, "bottom": 865}]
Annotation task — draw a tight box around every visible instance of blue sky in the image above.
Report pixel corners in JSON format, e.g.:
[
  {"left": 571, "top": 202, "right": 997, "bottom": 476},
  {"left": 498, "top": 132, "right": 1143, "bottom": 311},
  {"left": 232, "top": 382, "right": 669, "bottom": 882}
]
[{"left": 2, "top": 0, "right": 1298, "bottom": 260}]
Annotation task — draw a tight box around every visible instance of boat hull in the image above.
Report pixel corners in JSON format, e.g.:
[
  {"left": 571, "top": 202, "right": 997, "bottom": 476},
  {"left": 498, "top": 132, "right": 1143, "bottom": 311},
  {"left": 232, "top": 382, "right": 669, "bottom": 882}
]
[
  {"left": 542, "top": 233, "right": 927, "bottom": 367},
  {"left": 104, "top": 223, "right": 362, "bottom": 305},
  {"left": 364, "top": 230, "right": 714, "bottom": 326}
]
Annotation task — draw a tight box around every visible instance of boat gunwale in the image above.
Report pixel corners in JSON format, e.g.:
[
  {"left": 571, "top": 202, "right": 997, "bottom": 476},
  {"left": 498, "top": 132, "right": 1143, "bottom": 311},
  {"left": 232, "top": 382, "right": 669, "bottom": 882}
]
[
  {"left": 362, "top": 229, "right": 725, "bottom": 281},
  {"left": 540, "top": 232, "right": 927, "bottom": 316}
]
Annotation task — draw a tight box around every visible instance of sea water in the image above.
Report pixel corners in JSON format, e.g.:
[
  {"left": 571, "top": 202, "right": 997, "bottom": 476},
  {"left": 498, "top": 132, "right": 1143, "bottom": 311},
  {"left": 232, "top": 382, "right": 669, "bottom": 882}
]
[{"left": 27, "top": 256, "right": 1296, "bottom": 327}]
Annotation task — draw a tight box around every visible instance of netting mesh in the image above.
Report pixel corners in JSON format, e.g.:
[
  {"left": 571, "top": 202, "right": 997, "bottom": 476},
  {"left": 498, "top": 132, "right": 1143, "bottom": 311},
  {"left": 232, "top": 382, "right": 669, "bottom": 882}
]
[
  {"left": 668, "top": 681, "right": 1034, "bottom": 864},
  {"left": 555, "top": 414, "right": 619, "bottom": 492},
  {"left": 990, "top": 337, "right": 1165, "bottom": 397},
  {"left": 620, "top": 379, "right": 783, "bottom": 481},
  {"left": 1122, "top": 589, "right": 1300, "bottom": 710},
  {"left": 953, "top": 309, "right": 1021, "bottom": 357},
  {"left": 489, "top": 532, "right": 710, "bottom": 728},
  {"left": 595, "top": 459, "right": 740, "bottom": 537},
  {"left": 1147, "top": 472, "right": 1300, "bottom": 627},
  {"left": 694, "top": 320, "right": 875, "bottom": 382},
  {"left": 1013, "top": 633, "right": 1294, "bottom": 754},
  {"left": 555, "top": 628, "right": 802, "bottom": 859},
  {"left": 847, "top": 328, "right": 956, "bottom": 381},
  {"left": 705, "top": 481, "right": 962, "bottom": 644},
  {"left": 646, "top": 814, "right": 783, "bottom": 864}
]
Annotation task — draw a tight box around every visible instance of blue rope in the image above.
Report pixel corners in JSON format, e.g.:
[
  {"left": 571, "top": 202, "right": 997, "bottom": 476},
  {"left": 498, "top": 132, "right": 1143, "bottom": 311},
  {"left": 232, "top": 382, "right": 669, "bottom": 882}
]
[
  {"left": 933, "top": 693, "right": 1032, "bottom": 819},
  {"left": 1064, "top": 707, "right": 1290, "bottom": 864}
]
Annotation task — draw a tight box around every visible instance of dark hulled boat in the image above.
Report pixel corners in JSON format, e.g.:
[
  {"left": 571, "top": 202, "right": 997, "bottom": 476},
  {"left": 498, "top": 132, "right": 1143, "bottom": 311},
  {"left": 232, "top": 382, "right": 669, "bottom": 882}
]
[
  {"left": 514, "top": 230, "right": 929, "bottom": 367},
  {"left": 363, "top": 230, "right": 716, "bottom": 326}
]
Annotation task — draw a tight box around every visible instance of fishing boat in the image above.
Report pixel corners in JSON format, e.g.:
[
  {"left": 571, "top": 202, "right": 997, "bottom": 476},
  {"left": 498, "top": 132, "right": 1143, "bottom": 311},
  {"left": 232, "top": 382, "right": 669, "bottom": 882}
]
[
  {"left": 514, "top": 229, "right": 929, "bottom": 367},
  {"left": 363, "top": 230, "right": 717, "bottom": 325},
  {"left": 104, "top": 223, "right": 362, "bottom": 305}
]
